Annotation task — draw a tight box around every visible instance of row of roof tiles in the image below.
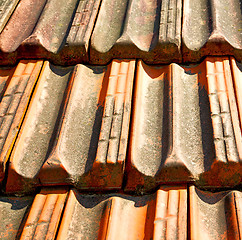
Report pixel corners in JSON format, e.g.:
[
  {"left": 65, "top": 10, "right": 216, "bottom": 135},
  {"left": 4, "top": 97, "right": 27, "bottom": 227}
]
[
  {"left": 0, "top": 57, "right": 241, "bottom": 193},
  {"left": 0, "top": 0, "right": 241, "bottom": 65},
  {"left": 0, "top": 186, "right": 241, "bottom": 240}
]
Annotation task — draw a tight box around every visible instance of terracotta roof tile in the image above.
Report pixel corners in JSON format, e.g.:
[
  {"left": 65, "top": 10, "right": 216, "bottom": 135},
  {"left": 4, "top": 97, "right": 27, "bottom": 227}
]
[
  {"left": 0, "top": 0, "right": 47, "bottom": 53},
  {"left": 0, "top": 0, "right": 101, "bottom": 65},
  {"left": 6, "top": 60, "right": 135, "bottom": 193},
  {"left": 0, "top": 1, "right": 240, "bottom": 65},
  {"left": 57, "top": 186, "right": 187, "bottom": 239},
  {"left": 0, "top": 0, "right": 240, "bottom": 238},
  {"left": 0, "top": 0, "right": 19, "bottom": 33},
  {"left": 20, "top": 188, "right": 68, "bottom": 239},
  {"left": 2, "top": 57, "right": 241, "bottom": 193},
  {"left": 2, "top": 186, "right": 240, "bottom": 239},
  {"left": 182, "top": 0, "right": 242, "bottom": 62},
  {"left": 0, "top": 195, "right": 33, "bottom": 239},
  {"left": 90, "top": 0, "right": 182, "bottom": 64},
  {"left": 0, "top": 60, "right": 43, "bottom": 183},
  {"left": 190, "top": 186, "right": 242, "bottom": 240},
  {"left": 126, "top": 57, "right": 241, "bottom": 192}
]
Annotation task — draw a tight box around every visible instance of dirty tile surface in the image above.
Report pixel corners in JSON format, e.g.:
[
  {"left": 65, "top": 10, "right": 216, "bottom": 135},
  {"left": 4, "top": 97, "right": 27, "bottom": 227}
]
[
  {"left": 190, "top": 186, "right": 242, "bottom": 240},
  {"left": 0, "top": 0, "right": 101, "bottom": 65},
  {"left": 0, "top": 195, "right": 33, "bottom": 240},
  {"left": 0, "top": 57, "right": 239, "bottom": 194},
  {"left": 0, "top": 60, "right": 43, "bottom": 183},
  {"left": 58, "top": 186, "right": 187, "bottom": 240},
  {"left": 182, "top": 0, "right": 242, "bottom": 62},
  {"left": 0, "top": 0, "right": 241, "bottom": 239},
  {"left": 126, "top": 57, "right": 241, "bottom": 192},
  {"left": 1, "top": 186, "right": 241, "bottom": 239},
  {"left": 0, "top": 0, "right": 240, "bottom": 64},
  {"left": 0, "top": 58, "right": 240, "bottom": 240},
  {"left": 0, "top": 0, "right": 19, "bottom": 33},
  {"left": 90, "top": 0, "right": 182, "bottom": 64},
  {"left": 7, "top": 60, "right": 135, "bottom": 193}
]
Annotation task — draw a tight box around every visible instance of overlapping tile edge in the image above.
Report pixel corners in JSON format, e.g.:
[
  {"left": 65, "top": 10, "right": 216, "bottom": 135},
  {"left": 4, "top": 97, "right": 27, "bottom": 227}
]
[
  {"left": 0, "top": 0, "right": 240, "bottom": 64},
  {"left": 0, "top": 186, "right": 241, "bottom": 239},
  {"left": 126, "top": 56, "right": 242, "bottom": 191},
  {"left": 0, "top": 57, "right": 238, "bottom": 193},
  {"left": 0, "top": 0, "right": 240, "bottom": 239},
  {"left": 90, "top": 0, "right": 182, "bottom": 64},
  {"left": 182, "top": 0, "right": 242, "bottom": 62},
  {"left": 6, "top": 59, "right": 135, "bottom": 193},
  {"left": 0, "top": 0, "right": 101, "bottom": 65},
  {"left": 0, "top": 60, "right": 43, "bottom": 182}
]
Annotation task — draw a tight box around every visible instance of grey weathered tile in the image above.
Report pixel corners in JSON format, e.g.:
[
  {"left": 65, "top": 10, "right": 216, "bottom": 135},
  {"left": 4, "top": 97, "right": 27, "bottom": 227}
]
[
  {"left": 125, "top": 57, "right": 241, "bottom": 192},
  {"left": 182, "top": 0, "right": 242, "bottom": 62},
  {"left": 63, "top": 0, "right": 101, "bottom": 64},
  {"left": 190, "top": 186, "right": 242, "bottom": 240},
  {"left": 57, "top": 186, "right": 187, "bottom": 239},
  {"left": 0, "top": 0, "right": 101, "bottom": 65},
  {"left": 0, "top": 0, "right": 20, "bottom": 33},
  {"left": 0, "top": 0, "right": 47, "bottom": 53},
  {"left": 6, "top": 61, "right": 73, "bottom": 192},
  {"left": 0, "top": 195, "right": 33, "bottom": 240},
  {"left": 23, "top": 0, "right": 79, "bottom": 53},
  {"left": 0, "top": 60, "right": 43, "bottom": 183},
  {"left": 126, "top": 60, "right": 206, "bottom": 191},
  {"left": 90, "top": 0, "right": 182, "bottom": 64},
  {"left": 6, "top": 60, "right": 135, "bottom": 193}
]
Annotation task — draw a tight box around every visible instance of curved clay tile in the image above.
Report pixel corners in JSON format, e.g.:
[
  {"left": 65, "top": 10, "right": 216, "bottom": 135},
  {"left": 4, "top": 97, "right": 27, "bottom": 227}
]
[
  {"left": 6, "top": 60, "right": 135, "bottom": 193},
  {"left": 182, "top": 0, "right": 242, "bottom": 62}
]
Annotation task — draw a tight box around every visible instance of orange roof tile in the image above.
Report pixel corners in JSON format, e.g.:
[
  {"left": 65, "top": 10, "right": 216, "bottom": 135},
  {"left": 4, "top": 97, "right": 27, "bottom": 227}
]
[
  {"left": 0, "top": 60, "right": 43, "bottom": 182},
  {"left": 1, "top": 186, "right": 241, "bottom": 239},
  {"left": 0, "top": 0, "right": 241, "bottom": 239},
  {"left": 126, "top": 57, "right": 241, "bottom": 192},
  {"left": 0, "top": 0, "right": 240, "bottom": 65},
  {"left": 6, "top": 60, "right": 135, "bottom": 193}
]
